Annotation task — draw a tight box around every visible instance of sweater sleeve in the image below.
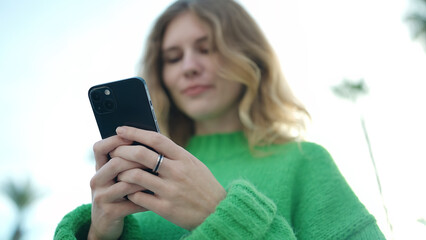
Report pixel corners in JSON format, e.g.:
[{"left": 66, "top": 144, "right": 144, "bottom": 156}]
[
  {"left": 292, "top": 143, "right": 386, "bottom": 239},
  {"left": 184, "top": 143, "right": 386, "bottom": 240},
  {"left": 184, "top": 180, "right": 297, "bottom": 240},
  {"left": 54, "top": 204, "right": 143, "bottom": 240}
]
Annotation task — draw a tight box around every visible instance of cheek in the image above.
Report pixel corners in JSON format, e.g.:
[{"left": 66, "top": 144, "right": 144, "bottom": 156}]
[
  {"left": 225, "top": 82, "right": 244, "bottom": 97},
  {"left": 162, "top": 66, "right": 183, "bottom": 105},
  {"left": 162, "top": 66, "right": 176, "bottom": 89},
  {"left": 217, "top": 82, "right": 244, "bottom": 108}
]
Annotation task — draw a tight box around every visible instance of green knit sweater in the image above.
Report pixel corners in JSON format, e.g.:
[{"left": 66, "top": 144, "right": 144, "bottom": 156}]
[{"left": 55, "top": 132, "right": 385, "bottom": 239}]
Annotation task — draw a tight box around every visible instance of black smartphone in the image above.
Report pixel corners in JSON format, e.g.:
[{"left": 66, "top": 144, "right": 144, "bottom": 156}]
[
  {"left": 88, "top": 77, "right": 160, "bottom": 139},
  {"left": 89, "top": 77, "right": 160, "bottom": 191}
]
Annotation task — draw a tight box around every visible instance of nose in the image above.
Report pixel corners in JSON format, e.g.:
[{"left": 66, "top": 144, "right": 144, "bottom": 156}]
[{"left": 182, "top": 51, "right": 201, "bottom": 78}]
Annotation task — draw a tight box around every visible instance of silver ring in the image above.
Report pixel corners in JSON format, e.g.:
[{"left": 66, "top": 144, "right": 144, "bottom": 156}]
[{"left": 153, "top": 154, "right": 164, "bottom": 174}]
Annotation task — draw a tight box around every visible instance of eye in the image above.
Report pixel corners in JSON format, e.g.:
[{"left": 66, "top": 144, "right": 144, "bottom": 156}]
[
  {"left": 163, "top": 50, "right": 182, "bottom": 64},
  {"left": 199, "top": 47, "right": 210, "bottom": 54},
  {"left": 164, "top": 56, "right": 181, "bottom": 64}
]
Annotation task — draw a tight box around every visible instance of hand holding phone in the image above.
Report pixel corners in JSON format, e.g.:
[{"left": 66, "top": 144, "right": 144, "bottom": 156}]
[
  {"left": 89, "top": 76, "right": 160, "bottom": 178},
  {"left": 87, "top": 77, "right": 160, "bottom": 239}
]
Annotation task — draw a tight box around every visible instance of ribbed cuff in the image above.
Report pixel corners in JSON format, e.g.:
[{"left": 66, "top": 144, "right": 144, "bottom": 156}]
[
  {"left": 187, "top": 180, "right": 277, "bottom": 240},
  {"left": 344, "top": 218, "right": 387, "bottom": 240},
  {"left": 120, "top": 214, "right": 144, "bottom": 240},
  {"left": 54, "top": 204, "right": 143, "bottom": 240},
  {"left": 55, "top": 204, "right": 92, "bottom": 239}
]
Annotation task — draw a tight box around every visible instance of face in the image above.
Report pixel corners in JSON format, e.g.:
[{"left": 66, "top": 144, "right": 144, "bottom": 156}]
[{"left": 161, "top": 11, "right": 244, "bottom": 124}]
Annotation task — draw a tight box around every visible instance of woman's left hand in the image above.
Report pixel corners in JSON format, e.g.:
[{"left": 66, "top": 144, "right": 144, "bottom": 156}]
[{"left": 110, "top": 126, "right": 226, "bottom": 230}]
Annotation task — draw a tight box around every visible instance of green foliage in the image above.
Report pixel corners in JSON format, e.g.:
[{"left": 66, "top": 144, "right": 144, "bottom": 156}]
[
  {"left": 3, "top": 178, "right": 41, "bottom": 240},
  {"left": 3, "top": 178, "right": 40, "bottom": 213},
  {"left": 407, "top": 13, "right": 426, "bottom": 38},
  {"left": 331, "top": 78, "right": 368, "bottom": 102},
  {"left": 406, "top": 0, "right": 426, "bottom": 46}
]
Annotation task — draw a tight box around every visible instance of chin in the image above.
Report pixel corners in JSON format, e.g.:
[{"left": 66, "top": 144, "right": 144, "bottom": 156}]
[
  {"left": 180, "top": 102, "right": 217, "bottom": 119},
  {"left": 185, "top": 111, "right": 214, "bottom": 121}
]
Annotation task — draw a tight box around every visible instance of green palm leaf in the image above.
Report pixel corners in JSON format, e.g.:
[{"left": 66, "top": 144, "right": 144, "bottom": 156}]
[{"left": 3, "top": 178, "right": 39, "bottom": 211}]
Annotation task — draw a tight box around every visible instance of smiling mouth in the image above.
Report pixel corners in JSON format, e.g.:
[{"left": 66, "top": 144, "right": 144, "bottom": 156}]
[{"left": 183, "top": 85, "right": 212, "bottom": 97}]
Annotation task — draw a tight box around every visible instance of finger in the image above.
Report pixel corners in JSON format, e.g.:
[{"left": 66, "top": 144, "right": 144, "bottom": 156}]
[
  {"left": 93, "top": 180, "right": 147, "bottom": 204},
  {"left": 117, "top": 168, "right": 165, "bottom": 194},
  {"left": 97, "top": 198, "right": 148, "bottom": 220},
  {"left": 116, "top": 126, "right": 185, "bottom": 159},
  {"left": 109, "top": 200, "right": 148, "bottom": 217},
  {"left": 111, "top": 145, "right": 162, "bottom": 171},
  {"left": 109, "top": 181, "right": 147, "bottom": 202},
  {"left": 91, "top": 157, "right": 144, "bottom": 188},
  {"left": 127, "top": 191, "right": 162, "bottom": 214},
  {"left": 93, "top": 136, "right": 132, "bottom": 171}
]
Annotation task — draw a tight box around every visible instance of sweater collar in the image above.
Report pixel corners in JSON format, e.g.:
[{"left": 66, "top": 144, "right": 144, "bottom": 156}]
[{"left": 185, "top": 131, "right": 250, "bottom": 161}]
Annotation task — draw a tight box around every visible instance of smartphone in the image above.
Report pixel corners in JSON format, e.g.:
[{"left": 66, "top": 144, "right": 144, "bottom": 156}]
[{"left": 88, "top": 77, "right": 160, "bottom": 139}]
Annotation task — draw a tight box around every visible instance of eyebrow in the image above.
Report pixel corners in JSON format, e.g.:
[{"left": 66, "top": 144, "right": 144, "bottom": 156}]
[
  {"left": 162, "top": 35, "right": 209, "bottom": 53},
  {"left": 195, "top": 36, "right": 209, "bottom": 44}
]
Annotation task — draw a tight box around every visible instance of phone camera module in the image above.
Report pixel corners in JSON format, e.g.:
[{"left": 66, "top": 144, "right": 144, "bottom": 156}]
[{"left": 90, "top": 87, "right": 116, "bottom": 114}]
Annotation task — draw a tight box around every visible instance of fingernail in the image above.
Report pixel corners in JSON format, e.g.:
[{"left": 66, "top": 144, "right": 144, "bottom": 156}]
[{"left": 116, "top": 127, "right": 125, "bottom": 134}]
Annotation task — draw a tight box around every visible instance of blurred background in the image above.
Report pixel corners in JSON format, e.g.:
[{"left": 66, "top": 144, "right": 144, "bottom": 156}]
[{"left": 1, "top": 0, "right": 425, "bottom": 239}]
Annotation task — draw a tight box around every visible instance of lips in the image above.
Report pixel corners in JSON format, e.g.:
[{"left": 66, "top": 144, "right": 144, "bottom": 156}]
[{"left": 182, "top": 85, "right": 213, "bottom": 97}]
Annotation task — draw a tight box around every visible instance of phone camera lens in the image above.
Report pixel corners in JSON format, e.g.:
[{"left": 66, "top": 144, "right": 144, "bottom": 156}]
[
  {"left": 91, "top": 91, "right": 101, "bottom": 102},
  {"left": 104, "top": 100, "right": 115, "bottom": 110}
]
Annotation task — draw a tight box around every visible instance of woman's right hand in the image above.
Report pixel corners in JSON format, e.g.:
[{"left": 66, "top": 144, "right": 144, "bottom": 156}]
[{"left": 88, "top": 136, "right": 148, "bottom": 240}]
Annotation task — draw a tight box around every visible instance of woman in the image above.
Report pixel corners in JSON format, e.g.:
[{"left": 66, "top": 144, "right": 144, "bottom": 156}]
[{"left": 55, "top": 0, "right": 386, "bottom": 239}]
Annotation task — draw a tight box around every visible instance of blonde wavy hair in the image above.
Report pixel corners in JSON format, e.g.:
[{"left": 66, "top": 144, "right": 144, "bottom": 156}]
[{"left": 138, "top": 0, "right": 309, "bottom": 148}]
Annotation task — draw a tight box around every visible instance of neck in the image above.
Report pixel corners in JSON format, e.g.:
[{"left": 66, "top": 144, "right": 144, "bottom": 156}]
[{"left": 194, "top": 108, "right": 242, "bottom": 135}]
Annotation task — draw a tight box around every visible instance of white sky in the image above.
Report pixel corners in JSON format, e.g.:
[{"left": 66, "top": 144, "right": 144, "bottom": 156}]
[{"left": 0, "top": 0, "right": 425, "bottom": 239}]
